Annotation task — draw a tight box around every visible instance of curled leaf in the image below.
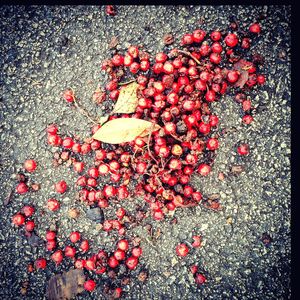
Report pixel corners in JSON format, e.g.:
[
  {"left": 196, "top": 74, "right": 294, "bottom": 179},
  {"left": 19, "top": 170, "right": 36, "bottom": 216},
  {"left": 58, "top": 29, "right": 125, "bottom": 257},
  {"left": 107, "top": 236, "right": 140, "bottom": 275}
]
[
  {"left": 112, "top": 82, "right": 139, "bottom": 114},
  {"left": 92, "top": 118, "right": 161, "bottom": 144}
]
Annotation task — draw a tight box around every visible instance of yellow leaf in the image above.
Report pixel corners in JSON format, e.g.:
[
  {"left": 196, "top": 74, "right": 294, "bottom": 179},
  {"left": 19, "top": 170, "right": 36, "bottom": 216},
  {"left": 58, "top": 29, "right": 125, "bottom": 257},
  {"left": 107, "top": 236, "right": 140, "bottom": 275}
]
[
  {"left": 112, "top": 82, "right": 139, "bottom": 114},
  {"left": 92, "top": 118, "right": 160, "bottom": 144}
]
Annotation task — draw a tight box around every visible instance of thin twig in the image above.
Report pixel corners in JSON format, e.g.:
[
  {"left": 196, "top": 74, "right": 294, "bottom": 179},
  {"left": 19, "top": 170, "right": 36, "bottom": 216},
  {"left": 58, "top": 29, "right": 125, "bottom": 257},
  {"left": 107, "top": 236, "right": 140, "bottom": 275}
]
[
  {"left": 177, "top": 50, "right": 201, "bottom": 65},
  {"left": 118, "top": 79, "right": 136, "bottom": 86},
  {"left": 69, "top": 88, "right": 99, "bottom": 124},
  {"left": 147, "top": 124, "right": 159, "bottom": 165}
]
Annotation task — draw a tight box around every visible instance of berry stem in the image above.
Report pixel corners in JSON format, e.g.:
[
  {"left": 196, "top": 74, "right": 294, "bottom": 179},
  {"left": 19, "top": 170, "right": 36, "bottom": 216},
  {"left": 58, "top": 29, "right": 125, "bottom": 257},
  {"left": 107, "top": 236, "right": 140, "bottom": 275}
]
[{"left": 177, "top": 50, "right": 201, "bottom": 65}]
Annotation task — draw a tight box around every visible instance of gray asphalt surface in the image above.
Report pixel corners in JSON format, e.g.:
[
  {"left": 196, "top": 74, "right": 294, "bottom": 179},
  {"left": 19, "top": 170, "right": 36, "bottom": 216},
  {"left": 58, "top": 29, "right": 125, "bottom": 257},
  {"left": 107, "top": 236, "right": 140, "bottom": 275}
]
[{"left": 0, "top": 5, "right": 291, "bottom": 300}]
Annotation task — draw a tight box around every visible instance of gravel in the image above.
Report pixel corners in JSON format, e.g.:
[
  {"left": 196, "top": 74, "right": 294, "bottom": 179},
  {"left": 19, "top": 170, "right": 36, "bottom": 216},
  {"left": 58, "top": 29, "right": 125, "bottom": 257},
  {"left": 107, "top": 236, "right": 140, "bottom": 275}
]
[{"left": 0, "top": 5, "right": 291, "bottom": 300}]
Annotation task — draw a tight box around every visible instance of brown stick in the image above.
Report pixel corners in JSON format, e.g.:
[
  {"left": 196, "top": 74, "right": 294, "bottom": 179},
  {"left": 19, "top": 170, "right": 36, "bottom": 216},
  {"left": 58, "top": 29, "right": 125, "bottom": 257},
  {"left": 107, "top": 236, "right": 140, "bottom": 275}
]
[
  {"left": 69, "top": 88, "right": 99, "bottom": 124},
  {"left": 147, "top": 124, "right": 159, "bottom": 165},
  {"left": 177, "top": 50, "right": 201, "bottom": 65}
]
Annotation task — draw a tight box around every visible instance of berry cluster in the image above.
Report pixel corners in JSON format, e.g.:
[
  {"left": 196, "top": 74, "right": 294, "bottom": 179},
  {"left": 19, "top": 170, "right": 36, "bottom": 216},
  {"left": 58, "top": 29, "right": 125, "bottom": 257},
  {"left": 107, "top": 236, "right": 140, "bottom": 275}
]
[{"left": 11, "top": 20, "right": 265, "bottom": 296}]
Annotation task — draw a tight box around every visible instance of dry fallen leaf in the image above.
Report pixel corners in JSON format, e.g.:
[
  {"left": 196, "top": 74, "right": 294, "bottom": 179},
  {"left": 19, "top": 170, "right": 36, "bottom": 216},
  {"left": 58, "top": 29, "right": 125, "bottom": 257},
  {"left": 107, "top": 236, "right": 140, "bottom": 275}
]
[
  {"left": 108, "top": 36, "right": 118, "bottom": 49},
  {"left": 46, "top": 269, "right": 85, "bottom": 300},
  {"left": 234, "top": 70, "right": 249, "bottom": 88},
  {"left": 112, "top": 82, "right": 139, "bottom": 114},
  {"left": 92, "top": 118, "right": 160, "bottom": 144}
]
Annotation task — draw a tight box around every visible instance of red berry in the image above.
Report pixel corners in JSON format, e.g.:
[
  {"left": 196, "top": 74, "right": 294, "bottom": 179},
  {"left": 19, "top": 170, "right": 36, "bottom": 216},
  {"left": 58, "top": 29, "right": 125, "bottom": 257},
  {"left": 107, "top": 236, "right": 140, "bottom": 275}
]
[
  {"left": 242, "top": 99, "right": 252, "bottom": 112},
  {"left": 85, "top": 259, "right": 95, "bottom": 271},
  {"left": 63, "top": 89, "right": 74, "bottom": 103},
  {"left": 113, "top": 287, "right": 122, "bottom": 298},
  {"left": 210, "top": 30, "right": 221, "bottom": 41},
  {"left": 88, "top": 167, "right": 99, "bottom": 178},
  {"left": 65, "top": 245, "right": 76, "bottom": 258},
  {"left": 76, "top": 176, "right": 87, "bottom": 187},
  {"left": 74, "top": 259, "right": 85, "bottom": 269},
  {"left": 25, "top": 220, "right": 35, "bottom": 231},
  {"left": 195, "top": 273, "right": 207, "bottom": 285},
  {"left": 47, "top": 198, "right": 60, "bottom": 211},
  {"left": 80, "top": 240, "right": 89, "bottom": 253},
  {"left": 132, "top": 247, "right": 142, "bottom": 257},
  {"left": 129, "top": 62, "right": 140, "bottom": 74},
  {"left": 257, "top": 74, "right": 266, "bottom": 85},
  {"left": 81, "top": 143, "right": 91, "bottom": 154},
  {"left": 103, "top": 185, "right": 117, "bottom": 198},
  {"left": 54, "top": 180, "right": 67, "bottom": 194},
  {"left": 198, "top": 164, "right": 211, "bottom": 176},
  {"left": 155, "top": 52, "right": 168, "bottom": 63},
  {"left": 242, "top": 115, "right": 254, "bottom": 124},
  {"left": 21, "top": 205, "right": 35, "bottom": 217},
  {"left": 51, "top": 250, "right": 63, "bottom": 265},
  {"left": 206, "top": 138, "right": 219, "bottom": 150},
  {"left": 84, "top": 279, "right": 96, "bottom": 292},
  {"left": 211, "top": 42, "right": 223, "bottom": 53},
  {"left": 111, "top": 54, "right": 124, "bottom": 66},
  {"left": 225, "top": 33, "right": 239, "bottom": 47},
  {"left": 118, "top": 185, "right": 129, "bottom": 199},
  {"left": 70, "top": 231, "right": 81, "bottom": 243},
  {"left": 163, "top": 61, "right": 174, "bottom": 74},
  {"left": 227, "top": 70, "right": 239, "bottom": 83},
  {"left": 114, "top": 249, "right": 126, "bottom": 261},
  {"left": 210, "top": 53, "right": 221, "bottom": 64},
  {"left": 98, "top": 198, "right": 109, "bottom": 208},
  {"left": 128, "top": 45, "right": 139, "bottom": 58},
  {"left": 98, "top": 163, "right": 109, "bottom": 175},
  {"left": 108, "top": 256, "right": 119, "bottom": 268},
  {"left": 241, "top": 37, "right": 251, "bottom": 49},
  {"left": 140, "top": 60, "right": 150, "bottom": 71},
  {"left": 209, "top": 114, "right": 219, "bottom": 127},
  {"left": 124, "top": 53, "right": 133, "bottom": 66},
  {"left": 126, "top": 256, "right": 138, "bottom": 270},
  {"left": 168, "top": 158, "right": 182, "bottom": 170},
  {"left": 73, "top": 161, "right": 84, "bottom": 173},
  {"left": 62, "top": 137, "right": 74, "bottom": 148},
  {"left": 192, "top": 235, "right": 202, "bottom": 248},
  {"left": 192, "top": 29, "right": 206, "bottom": 43},
  {"left": 166, "top": 92, "right": 179, "bottom": 105},
  {"left": 190, "top": 265, "right": 198, "bottom": 274},
  {"left": 47, "top": 134, "right": 61, "bottom": 146},
  {"left": 237, "top": 143, "right": 250, "bottom": 156},
  {"left": 249, "top": 23, "right": 261, "bottom": 34},
  {"left": 16, "top": 182, "right": 29, "bottom": 194},
  {"left": 35, "top": 258, "right": 47, "bottom": 269},
  {"left": 117, "top": 239, "right": 129, "bottom": 251},
  {"left": 205, "top": 90, "right": 216, "bottom": 102},
  {"left": 46, "top": 231, "right": 56, "bottom": 240},
  {"left": 176, "top": 243, "right": 189, "bottom": 257},
  {"left": 171, "top": 144, "right": 183, "bottom": 156},
  {"left": 24, "top": 159, "right": 37, "bottom": 173},
  {"left": 198, "top": 122, "right": 211, "bottom": 135},
  {"left": 153, "top": 209, "right": 164, "bottom": 221},
  {"left": 153, "top": 63, "right": 163, "bottom": 74},
  {"left": 12, "top": 213, "right": 25, "bottom": 226},
  {"left": 192, "top": 191, "right": 202, "bottom": 202},
  {"left": 46, "top": 240, "right": 56, "bottom": 251},
  {"left": 200, "top": 43, "right": 211, "bottom": 56},
  {"left": 103, "top": 220, "right": 113, "bottom": 232},
  {"left": 181, "top": 33, "right": 194, "bottom": 45},
  {"left": 47, "top": 124, "right": 58, "bottom": 135}
]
